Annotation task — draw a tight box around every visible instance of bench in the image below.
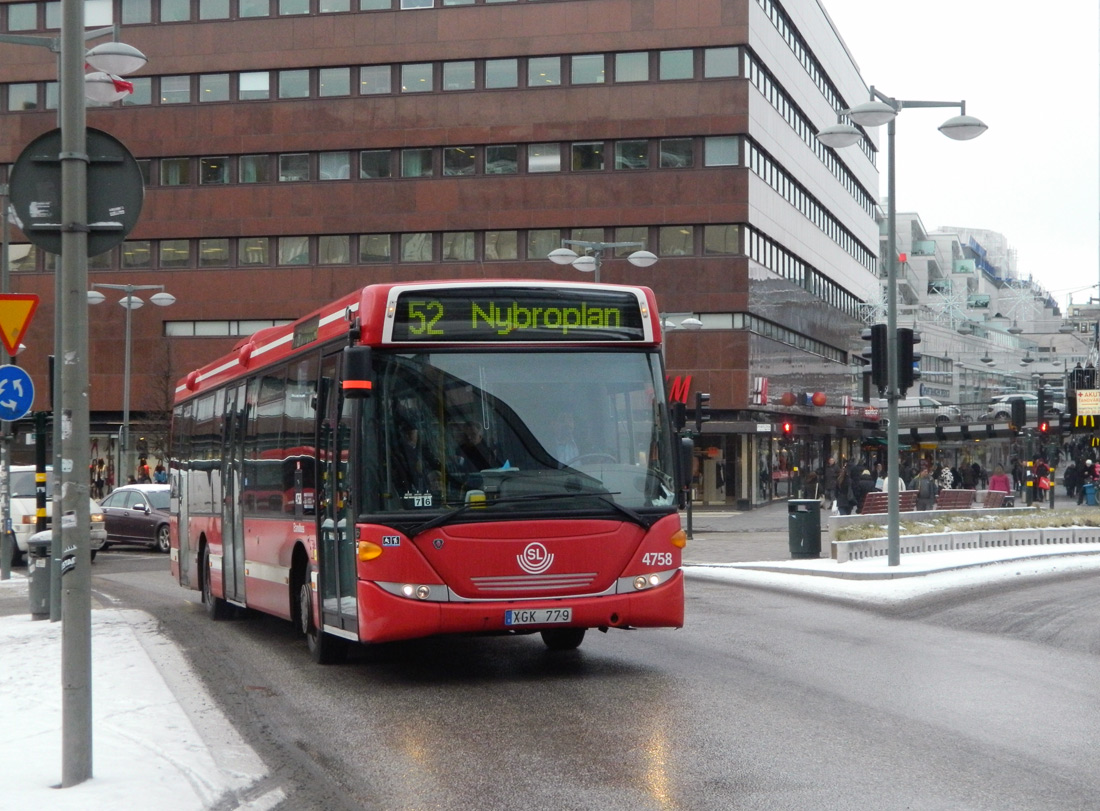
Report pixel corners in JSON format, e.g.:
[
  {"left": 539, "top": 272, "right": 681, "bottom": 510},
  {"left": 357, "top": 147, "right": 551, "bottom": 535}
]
[
  {"left": 859, "top": 490, "right": 918, "bottom": 515},
  {"left": 936, "top": 489, "right": 975, "bottom": 510},
  {"left": 982, "top": 490, "right": 1007, "bottom": 508}
]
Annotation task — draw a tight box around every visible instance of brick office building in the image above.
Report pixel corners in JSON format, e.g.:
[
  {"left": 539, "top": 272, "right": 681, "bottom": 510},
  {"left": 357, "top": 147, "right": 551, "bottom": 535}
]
[{"left": 0, "top": 0, "right": 878, "bottom": 505}]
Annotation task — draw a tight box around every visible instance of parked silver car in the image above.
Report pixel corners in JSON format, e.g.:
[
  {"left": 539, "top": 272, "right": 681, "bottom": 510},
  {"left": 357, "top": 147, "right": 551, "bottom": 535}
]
[{"left": 878, "top": 396, "right": 962, "bottom": 425}]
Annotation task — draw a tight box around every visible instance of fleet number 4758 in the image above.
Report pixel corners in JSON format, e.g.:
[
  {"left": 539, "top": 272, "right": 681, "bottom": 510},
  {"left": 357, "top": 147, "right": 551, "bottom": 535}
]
[{"left": 641, "top": 552, "right": 672, "bottom": 566}]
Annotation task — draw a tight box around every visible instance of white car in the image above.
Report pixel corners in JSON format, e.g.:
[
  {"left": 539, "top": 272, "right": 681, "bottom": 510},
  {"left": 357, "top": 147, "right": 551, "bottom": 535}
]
[
  {"left": 7, "top": 466, "right": 105, "bottom": 566},
  {"left": 877, "top": 396, "right": 962, "bottom": 425}
]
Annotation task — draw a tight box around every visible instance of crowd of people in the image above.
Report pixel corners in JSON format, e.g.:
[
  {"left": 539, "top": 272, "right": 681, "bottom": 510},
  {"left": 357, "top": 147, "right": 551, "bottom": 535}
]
[{"left": 816, "top": 454, "right": 1053, "bottom": 515}]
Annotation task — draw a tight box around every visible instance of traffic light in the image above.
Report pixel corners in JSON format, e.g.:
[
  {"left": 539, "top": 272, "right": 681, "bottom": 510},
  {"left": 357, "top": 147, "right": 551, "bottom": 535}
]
[
  {"left": 898, "top": 328, "right": 921, "bottom": 397},
  {"left": 861, "top": 324, "right": 888, "bottom": 396},
  {"left": 694, "top": 391, "right": 711, "bottom": 434},
  {"left": 1036, "top": 387, "right": 1047, "bottom": 423},
  {"left": 671, "top": 401, "right": 686, "bottom": 433},
  {"left": 781, "top": 420, "right": 793, "bottom": 439},
  {"left": 1010, "top": 398, "right": 1026, "bottom": 432},
  {"left": 1038, "top": 418, "right": 1050, "bottom": 435}
]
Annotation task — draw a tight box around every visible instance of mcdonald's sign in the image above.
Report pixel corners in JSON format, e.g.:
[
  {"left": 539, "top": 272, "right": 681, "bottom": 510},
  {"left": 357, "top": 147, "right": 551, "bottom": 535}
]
[
  {"left": 1075, "top": 414, "right": 1098, "bottom": 430},
  {"left": 666, "top": 375, "right": 692, "bottom": 404}
]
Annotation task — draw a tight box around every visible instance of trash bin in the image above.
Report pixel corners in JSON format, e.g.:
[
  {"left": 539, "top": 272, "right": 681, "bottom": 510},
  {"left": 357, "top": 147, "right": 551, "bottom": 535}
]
[
  {"left": 788, "top": 498, "right": 821, "bottom": 559},
  {"left": 26, "top": 532, "right": 51, "bottom": 621},
  {"left": 1085, "top": 483, "right": 1097, "bottom": 506}
]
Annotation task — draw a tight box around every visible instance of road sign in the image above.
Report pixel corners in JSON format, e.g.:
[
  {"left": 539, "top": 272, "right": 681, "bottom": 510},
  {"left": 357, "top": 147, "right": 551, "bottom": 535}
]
[
  {"left": 0, "top": 365, "right": 34, "bottom": 422},
  {"left": 0, "top": 294, "right": 38, "bottom": 357},
  {"left": 8, "top": 127, "right": 144, "bottom": 257}
]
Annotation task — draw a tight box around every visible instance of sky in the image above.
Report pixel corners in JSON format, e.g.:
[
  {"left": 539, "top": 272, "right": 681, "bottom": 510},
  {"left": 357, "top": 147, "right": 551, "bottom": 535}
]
[{"left": 820, "top": 0, "right": 1100, "bottom": 312}]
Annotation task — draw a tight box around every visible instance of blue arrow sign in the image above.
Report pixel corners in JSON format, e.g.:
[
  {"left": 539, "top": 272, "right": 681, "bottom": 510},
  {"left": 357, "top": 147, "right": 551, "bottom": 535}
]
[{"left": 0, "top": 365, "right": 34, "bottom": 422}]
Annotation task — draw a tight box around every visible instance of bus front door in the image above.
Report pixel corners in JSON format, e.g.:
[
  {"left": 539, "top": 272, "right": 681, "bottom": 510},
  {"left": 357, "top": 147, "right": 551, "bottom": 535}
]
[
  {"left": 221, "top": 382, "right": 247, "bottom": 604},
  {"left": 318, "top": 356, "right": 357, "bottom": 636}
]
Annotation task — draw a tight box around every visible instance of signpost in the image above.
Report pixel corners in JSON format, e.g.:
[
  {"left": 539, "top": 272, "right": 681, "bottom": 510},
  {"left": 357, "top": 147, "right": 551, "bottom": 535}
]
[{"left": 0, "top": 295, "right": 36, "bottom": 581}]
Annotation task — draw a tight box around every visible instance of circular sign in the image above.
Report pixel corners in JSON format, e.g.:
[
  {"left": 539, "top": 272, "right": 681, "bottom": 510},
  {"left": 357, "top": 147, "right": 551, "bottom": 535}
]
[
  {"left": 9, "top": 127, "right": 144, "bottom": 257},
  {"left": 0, "top": 365, "right": 35, "bottom": 422}
]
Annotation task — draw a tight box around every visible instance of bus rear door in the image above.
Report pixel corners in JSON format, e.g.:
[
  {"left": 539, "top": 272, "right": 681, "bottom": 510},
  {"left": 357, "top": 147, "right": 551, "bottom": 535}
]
[{"left": 221, "top": 381, "right": 247, "bottom": 604}]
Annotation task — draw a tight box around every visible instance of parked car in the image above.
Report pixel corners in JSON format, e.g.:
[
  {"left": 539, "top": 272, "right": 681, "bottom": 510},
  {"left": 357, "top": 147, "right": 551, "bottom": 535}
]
[
  {"left": 977, "top": 393, "right": 1065, "bottom": 423},
  {"left": 877, "top": 396, "right": 962, "bottom": 425},
  {"left": 99, "top": 484, "right": 171, "bottom": 553},
  {"left": 8, "top": 466, "right": 106, "bottom": 566}
]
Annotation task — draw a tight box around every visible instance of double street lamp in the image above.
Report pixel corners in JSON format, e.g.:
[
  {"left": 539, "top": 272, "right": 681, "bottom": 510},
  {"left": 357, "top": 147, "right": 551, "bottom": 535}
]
[
  {"left": 819, "top": 87, "right": 987, "bottom": 566},
  {"left": 88, "top": 284, "right": 175, "bottom": 485},
  {"left": 548, "top": 239, "right": 658, "bottom": 283}
]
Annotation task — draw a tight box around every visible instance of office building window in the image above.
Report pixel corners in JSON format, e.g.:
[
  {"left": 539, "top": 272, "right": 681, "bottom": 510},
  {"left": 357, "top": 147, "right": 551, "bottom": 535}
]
[
  {"left": 320, "top": 0, "right": 351, "bottom": 10},
  {"left": 528, "top": 56, "right": 561, "bottom": 86},
  {"left": 526, "top": 230, "right": 559, "bottom": 261},
  {"left": 660, "top": 138, "right": 693, "bottom": 168},
  {"left": 7, "top": 84, "right": 36, "bottom": 111},
  {"left": 360, "top": 150, "right": 392, "bottom": 179},
  {"left": 615, "top": 52, "right": 648, "bottom": 82},
  {"left": 199, "top": 74, "right": 230, "bottom": 102},
  {"left": 160, "top": 158, "right": 191, "bottom": 186},
  {"left": 278, "top": 236, "right": 310, "bottom": 265},
  {"left": 615, "top": 140, "right": 648, "bottom": 170},
  {"left": 443, "top": 147, "right": 476, "bottom": 176},
  {"left": 7, "top": 3, "right": 38, "bottom": 29},
  {"left": 484, "top": 230, "right": 518, "bottom": 260},
  {"left": 279, "top": 69, "right": 310, "bottom": 99},
  {"left": 442, "top": 232, "right": 475, "bottom": 261},
  {"left": 401, "top": 63, "right": 433, "bottom": 93},
  {"left": 704, "top": 225, "right": 740, "bottom": 255},
  {"left": 161, "top": 0, "right": 190, "bottom": 21},
  {"left": 485, "top": 58, "right": 518, "bottom": 89},
  {"left": 278, "top": 153, "right": 310, "bottom": 182},
  {"left": 443, "top": 61, "right": 475, "bottom": 91},
  {"left": 614, "top": 227, "right": 648, "bottom": 255},
  {"left": 659, "top": 226, "right": 694, "bottom": 256},
  {"left": 160, "top": 240, "right": 190, "bottom": 268},
  {"left": 279, "top": 0, "right": 309, "bottom": 13},
  {"left": 199, "top": 0, "right": 230, "bottom": 18},
  {"left": 571, "top": 142, "right": 604, "bottom": 171},
  {"left": 240, "top": 154, "right": 272, "bottom": 183},
  {"left": 400, "top": 232, "right": 433, "bottom": 262},
  {"left": 659, "top": 49, "right": 693, "bottom": 80},
  {"left": 120, "top": 0, "right": 151, "bottom": 24},
  {"left": 360, "top": 65, "right": 391, "bottom": 94},
  {"left": 360, "top": 0, "right": 390, "bottom": 8},
  {"left": 200, "top": 157, "right": 230, "bottom": 185},
  {"left": 319, "top": 67, "right": 351, "bottom": 97},
  {"left": 199, "top": 238, "right": 231, "bottom": 267},
  {"left": 571, "top": 54, "right": 605, "bottom": 85},
  {"left": 318, "top": 235, "right": 351, "bottom": 264},
  {"left": 401, "top": 148, "right": 433, "bottom": 178},
  {"left": 160, "top": 75, "right": 191, "bottom": 103},
  {"left": 239, "top": 71, "right": 270, "bottom": 100},
  {"left": 359, "top": 234, "right": 392, "bottom": 262},
  {"left": 319, "top": 151, "right": 351, "bottom": 180},
  {"left": 239, "top": 237, "right": 270, "bottom": 265},
  {"left": 485, "top": 145, "right": 518, "bottom": 174},
  {"left": 528, "top": 143, "right": 560, "bottom": 173},
  {"left": 121, "top": 241, "right": 152, "bottom": 269},
  {"left": 704, "top": 135, "right": 739, "bottom": 166},
  {"left": 704, "top": 47, "right": 739, "bottom": 78},
  {"left": 239, "top": 0, "right": 270, "bottom": 17}
]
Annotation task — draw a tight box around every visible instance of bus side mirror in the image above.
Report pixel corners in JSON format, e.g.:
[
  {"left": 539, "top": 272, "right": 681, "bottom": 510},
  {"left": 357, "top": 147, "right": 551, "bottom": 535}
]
[
  {"left": 677, "top": 436, "right": 694, "bottom": 510},
  {"left": 341, "top": 346, "right": 373, "bottom": 398}
]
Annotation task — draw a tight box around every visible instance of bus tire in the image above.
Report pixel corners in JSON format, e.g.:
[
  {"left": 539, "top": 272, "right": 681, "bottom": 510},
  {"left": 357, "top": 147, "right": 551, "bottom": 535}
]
[
  {"left": 540, "top": 628, "right": 586, "bottom": 651},
  {"left": 298, "top": 565, "right": 348, "bottom": 665},
  {"left": 202, "top": 545, "right": 232, "bottom": 620}
]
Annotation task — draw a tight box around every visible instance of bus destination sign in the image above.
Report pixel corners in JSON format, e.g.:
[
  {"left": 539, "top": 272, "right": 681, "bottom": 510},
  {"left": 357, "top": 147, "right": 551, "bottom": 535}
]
[{"left": 390, "top": 287, "right": 647, "bottom": 343}]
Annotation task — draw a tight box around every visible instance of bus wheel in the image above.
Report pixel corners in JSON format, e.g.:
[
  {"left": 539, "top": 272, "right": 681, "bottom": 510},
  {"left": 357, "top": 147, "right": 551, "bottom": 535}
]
[
  {"left": 202, "top": 546, "right": 232, "bottom": 620},
  {"left": 298, "top": 566, "right": 347, "bottom": 665},
  {"left": 540, "top": 628, "right": 586, "bottom": 651}
]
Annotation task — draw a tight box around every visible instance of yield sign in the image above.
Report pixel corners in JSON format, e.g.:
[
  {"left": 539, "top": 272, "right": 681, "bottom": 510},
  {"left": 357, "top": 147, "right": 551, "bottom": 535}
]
[{"left": 0, "top": 294, "right": 38, "bottom": 356}]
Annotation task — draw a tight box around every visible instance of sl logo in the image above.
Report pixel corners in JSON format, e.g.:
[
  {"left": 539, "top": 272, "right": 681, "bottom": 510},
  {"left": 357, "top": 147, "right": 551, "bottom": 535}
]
[{"left": 517, "top": 542, "right": 554, "bottom": 575}]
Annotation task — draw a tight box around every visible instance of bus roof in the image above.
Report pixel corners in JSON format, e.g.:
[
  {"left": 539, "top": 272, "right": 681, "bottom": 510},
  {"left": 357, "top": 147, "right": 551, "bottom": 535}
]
[{"left": 174, "top": 280, "right": 662, "bottom": 401}]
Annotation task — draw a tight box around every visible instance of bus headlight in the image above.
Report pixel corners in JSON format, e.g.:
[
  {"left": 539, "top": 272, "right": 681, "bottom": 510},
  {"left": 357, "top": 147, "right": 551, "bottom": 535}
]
[
  {"left": 401, "top": 584, "right": 432, "bottom": 600},
  {"left": 633, "top": 574, "right": 661, "bottom": 590}
]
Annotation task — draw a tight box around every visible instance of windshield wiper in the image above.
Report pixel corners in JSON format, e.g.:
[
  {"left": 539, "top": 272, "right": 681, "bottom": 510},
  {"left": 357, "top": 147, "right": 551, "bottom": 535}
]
[{"left": 406, "top": 490, "right": 652, "bottom": 536}]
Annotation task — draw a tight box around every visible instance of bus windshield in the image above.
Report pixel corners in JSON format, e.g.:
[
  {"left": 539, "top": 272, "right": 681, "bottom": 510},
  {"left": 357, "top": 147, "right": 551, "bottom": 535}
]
[{"left": 361, "top": 349, "right": 676, "bottom": 518}]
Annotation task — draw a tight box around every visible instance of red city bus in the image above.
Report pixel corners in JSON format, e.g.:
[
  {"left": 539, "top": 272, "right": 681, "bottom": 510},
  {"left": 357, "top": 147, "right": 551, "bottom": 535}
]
[{"left": 170, "top": 280, "right": 686, "bottom": 662}]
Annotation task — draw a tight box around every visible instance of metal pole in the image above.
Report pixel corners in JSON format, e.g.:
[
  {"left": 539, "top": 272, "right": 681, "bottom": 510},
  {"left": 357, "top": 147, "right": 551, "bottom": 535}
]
[
  {"left": 0, "top": 184, "right": 11, "bottom": 581},
  {"left": 121, "top": 286, "right": 133, "bottom": 482},
  {"left": 885, "top": 117, "right": 900, "bottom": 566},
  {"left": 59, "top": 0, "right": 93, "bottom": 785}
]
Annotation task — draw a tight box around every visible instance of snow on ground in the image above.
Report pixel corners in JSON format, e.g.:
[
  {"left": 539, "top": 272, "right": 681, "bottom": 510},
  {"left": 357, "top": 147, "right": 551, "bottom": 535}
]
[{"left": 0, "top": 581, "right": 270, "bottom": 811}]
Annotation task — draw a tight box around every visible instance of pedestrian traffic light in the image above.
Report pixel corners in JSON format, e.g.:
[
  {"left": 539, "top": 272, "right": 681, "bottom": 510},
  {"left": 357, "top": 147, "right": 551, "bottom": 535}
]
[
  {"left": 781, "top": 420, "right": 793, "bottom": 438},
  {"left": 861, "top": 324, "right": 888, "bottom": 396},
  {"left": 1038, "top": 419, "right": 1049, "bottom": 435},
  {"left": 1009, "top": 398, "right": 1026, "bottom": 432},
  {"left": 694, "top": 391, "right": 711, "bottom": 434},
  {"left": 898, "top": 328, "right": 921, "bottom": 397}
]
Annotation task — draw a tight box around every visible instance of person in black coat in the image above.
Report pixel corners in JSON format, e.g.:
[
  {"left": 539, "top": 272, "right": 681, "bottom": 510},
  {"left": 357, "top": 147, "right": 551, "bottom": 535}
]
[{"left": 854, "top": 469, "right": 878, "bottom": 513}]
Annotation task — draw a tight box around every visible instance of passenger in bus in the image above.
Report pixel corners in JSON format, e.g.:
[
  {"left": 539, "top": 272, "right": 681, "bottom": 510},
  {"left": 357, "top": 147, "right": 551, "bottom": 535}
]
[
  {"left": 457, "top": 421, "right": 497, "bottom": 471},
  {"left": 393, "top": 423, "right": 430, "bottom": 495},
  {"left": 550, "top": 412, "right": 580, "bottom": 463}
]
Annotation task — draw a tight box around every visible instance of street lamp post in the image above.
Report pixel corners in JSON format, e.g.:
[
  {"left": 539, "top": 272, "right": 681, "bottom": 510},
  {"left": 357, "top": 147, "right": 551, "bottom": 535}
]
[
  {"left": 88, "top": 284, "right": 175, "bottom": 485},
  {"left": 548, "top": 240, "right": 658, "bottom": 283},
  {"left": 819, "top": 87, "right": 987, "bottom": 566}
]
